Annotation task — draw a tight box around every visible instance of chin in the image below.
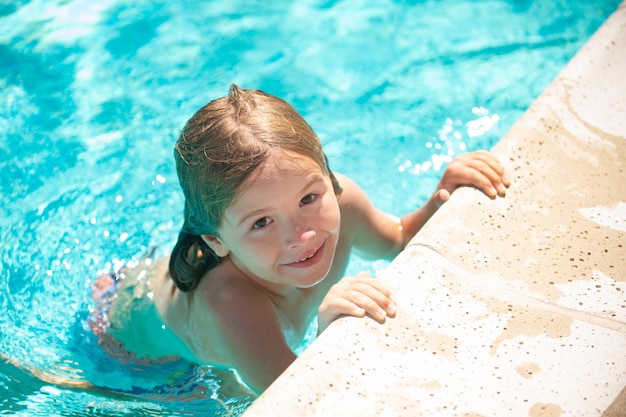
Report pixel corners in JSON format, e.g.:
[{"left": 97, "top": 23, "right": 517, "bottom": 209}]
[{"left": 297, "top": 273, "right": 327, "bottom": 289}]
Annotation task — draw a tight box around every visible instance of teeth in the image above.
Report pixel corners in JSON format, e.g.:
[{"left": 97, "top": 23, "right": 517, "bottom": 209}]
[{"left": 298, "top": 253, "right": 315, "bottom": 262}]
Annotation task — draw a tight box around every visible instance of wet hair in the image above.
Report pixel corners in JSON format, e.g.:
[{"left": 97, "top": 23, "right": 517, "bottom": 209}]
[{"left": 169, "top": 84, "right": 342, "bottom": 292}]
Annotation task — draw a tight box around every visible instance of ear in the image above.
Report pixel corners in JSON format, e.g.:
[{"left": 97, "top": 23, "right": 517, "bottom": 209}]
[{"left": 201, "top": 234, "right": 230, "bottom": 258}]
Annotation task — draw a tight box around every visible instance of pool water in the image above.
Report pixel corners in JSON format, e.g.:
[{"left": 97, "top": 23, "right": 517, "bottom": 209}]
[{"left": 0, "top": 0, "right": 620, "bottom": 415}]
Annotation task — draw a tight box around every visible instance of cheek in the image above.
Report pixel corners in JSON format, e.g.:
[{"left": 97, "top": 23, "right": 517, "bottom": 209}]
[
  {"left": 320, "top": 195, "right": 341, "bottom": 229},
  {"left": 238, "top": 235, "right": 279, "bottom": 260}
]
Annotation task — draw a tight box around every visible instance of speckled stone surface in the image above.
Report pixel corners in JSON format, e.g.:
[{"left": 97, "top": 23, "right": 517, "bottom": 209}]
[{"left": 243, "top": 3, "right": 626, "bottom": 416}]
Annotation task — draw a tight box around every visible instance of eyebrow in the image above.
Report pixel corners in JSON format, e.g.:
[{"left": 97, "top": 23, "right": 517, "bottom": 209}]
[{"left": 235, "top": 175, "right": 324, "bottom": 228}]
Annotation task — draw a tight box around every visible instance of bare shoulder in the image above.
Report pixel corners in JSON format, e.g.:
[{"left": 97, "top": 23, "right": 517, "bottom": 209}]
[
  {"left": 192, "top": 260, "right": 299, "bottom": 390},
  {"left": 334, "top": 172, "right": 364, "bottom": 201},
  {"left": 333, "top": 172, "right": 403, "bottom": 259},
  {"left": 192, "top": 259, "right": 269, "bottom": 310},
  {"left": 183, "top": 260, "right": 284, "bottom": 365},
  {"left": 190, "top": 260, "right": 284, "bottom": 337},
  {"left": 334, "top": 173, "right": 373, "bottom": 215},
  {"left": 334, "top": 173, "right": 378, "bottom": 234}
]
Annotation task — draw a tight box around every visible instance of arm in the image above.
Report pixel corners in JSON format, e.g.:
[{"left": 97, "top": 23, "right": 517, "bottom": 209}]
[
  {"left": 399, "top": 150, "right": 510, "bottom": 240},
  {"left": 346, "top": 150, "right": 510, "bottom": 258},
  {"left": 317, "top": 151, "right": 509, "bottom": 335}
]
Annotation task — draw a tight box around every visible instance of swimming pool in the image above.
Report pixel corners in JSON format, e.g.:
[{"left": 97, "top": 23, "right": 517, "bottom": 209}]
[{"left": 0, "top": 0, "right": 620, "bottom": 415}]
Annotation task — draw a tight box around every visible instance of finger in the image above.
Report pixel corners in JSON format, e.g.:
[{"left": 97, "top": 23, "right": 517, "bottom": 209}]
[
  {"left": 469, "top": 150, "right": 504, "bottom": 171},
  {"left": 346, "top": 291, "right": 391, "bottom": 322},
  {"left": 344, "top": 273, "right": 391, "bottom": 293},
  {"left": 323, "top": 297, "right": 367, "bottom": 318},
  {"left": 461, "top": 159, "right": 508, "bottom": 198},
  {"left": 345, "top": 283, "right": 397, "bottom": 319},
  {"left": 470, "top": 152, "right": 510, "bottom": 190},
  {"left": 444, "top": 163, "right": 497, "bottom": 198},
  {"left": 432, "top": 189, "right": 450, "bottom": 207},
  {"left": 349, "top": 277, "right": 396, "bottom": 303},
  {"left": 475, "top": 162, "right": 507, "bottom": 197},
  {"left": 334, "top": 275, "right": 398, "bottom": 316}
]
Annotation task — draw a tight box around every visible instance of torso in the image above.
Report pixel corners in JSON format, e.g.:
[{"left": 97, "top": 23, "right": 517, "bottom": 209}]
[
  {"left": 110, "top": 173, "right": 363, "bottom": 367},
  {"left": 153, "top": 212, "right": 354, "bottom": 366}
]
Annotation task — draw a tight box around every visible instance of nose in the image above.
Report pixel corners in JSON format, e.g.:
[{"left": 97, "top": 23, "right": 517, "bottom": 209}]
[{"left": 285, "top": 221, "right": 316, "bottom": 249}]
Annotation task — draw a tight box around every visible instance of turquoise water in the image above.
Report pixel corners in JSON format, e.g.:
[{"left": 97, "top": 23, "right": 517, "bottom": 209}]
[{"left": 0, "top": 0, "right": 620, "bottom": 415}]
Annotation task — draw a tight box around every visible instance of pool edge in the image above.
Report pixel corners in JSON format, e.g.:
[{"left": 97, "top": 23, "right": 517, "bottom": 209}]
[{"left": 243, "top": 2, "right": 626, "bottom": 416}]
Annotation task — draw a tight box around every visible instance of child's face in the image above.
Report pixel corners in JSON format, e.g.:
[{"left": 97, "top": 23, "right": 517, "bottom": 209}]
[{"left": 210, "top": 152, "right": 341, "bottom": 291}]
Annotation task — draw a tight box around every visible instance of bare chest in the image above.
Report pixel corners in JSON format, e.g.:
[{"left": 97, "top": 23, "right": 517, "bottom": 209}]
[{"left": 273, "top": 235, "right": 353, "bottom": 347}]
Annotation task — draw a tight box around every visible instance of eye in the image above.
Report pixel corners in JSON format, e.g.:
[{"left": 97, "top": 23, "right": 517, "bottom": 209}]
[
  {"left": 252, "top": 217, "right": 271, "bottom": 230},
  {"left": 300, "top": 194, "right": 317, "bottom": 206}
]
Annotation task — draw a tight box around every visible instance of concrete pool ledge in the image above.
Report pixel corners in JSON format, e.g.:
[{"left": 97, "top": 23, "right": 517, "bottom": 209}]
[{"left": 243, "top": 3, "right": 626, "bottom": 416}]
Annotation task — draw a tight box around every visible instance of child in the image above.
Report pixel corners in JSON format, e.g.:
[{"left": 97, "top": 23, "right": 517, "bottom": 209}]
[{"left": 93, "top": 84, "right": 509, "bottom": 394}]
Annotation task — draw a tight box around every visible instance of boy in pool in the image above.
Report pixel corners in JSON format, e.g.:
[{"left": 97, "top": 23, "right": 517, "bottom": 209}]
[{"left": 92, "top": 84, "right": 509, "bottom": 394}]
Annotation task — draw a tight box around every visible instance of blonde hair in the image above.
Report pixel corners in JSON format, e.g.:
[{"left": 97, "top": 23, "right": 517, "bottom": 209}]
[{"left": 170, "top": 85, "right": 341, "bottom": 291}]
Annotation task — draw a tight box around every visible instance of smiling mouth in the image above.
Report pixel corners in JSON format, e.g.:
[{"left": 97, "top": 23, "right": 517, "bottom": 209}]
[
  {"left": 287, "top": 241, "right": 325, "bottom": 267},
  {"left": 297, "top": 252, "right": 316, "bottom": 263}
]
